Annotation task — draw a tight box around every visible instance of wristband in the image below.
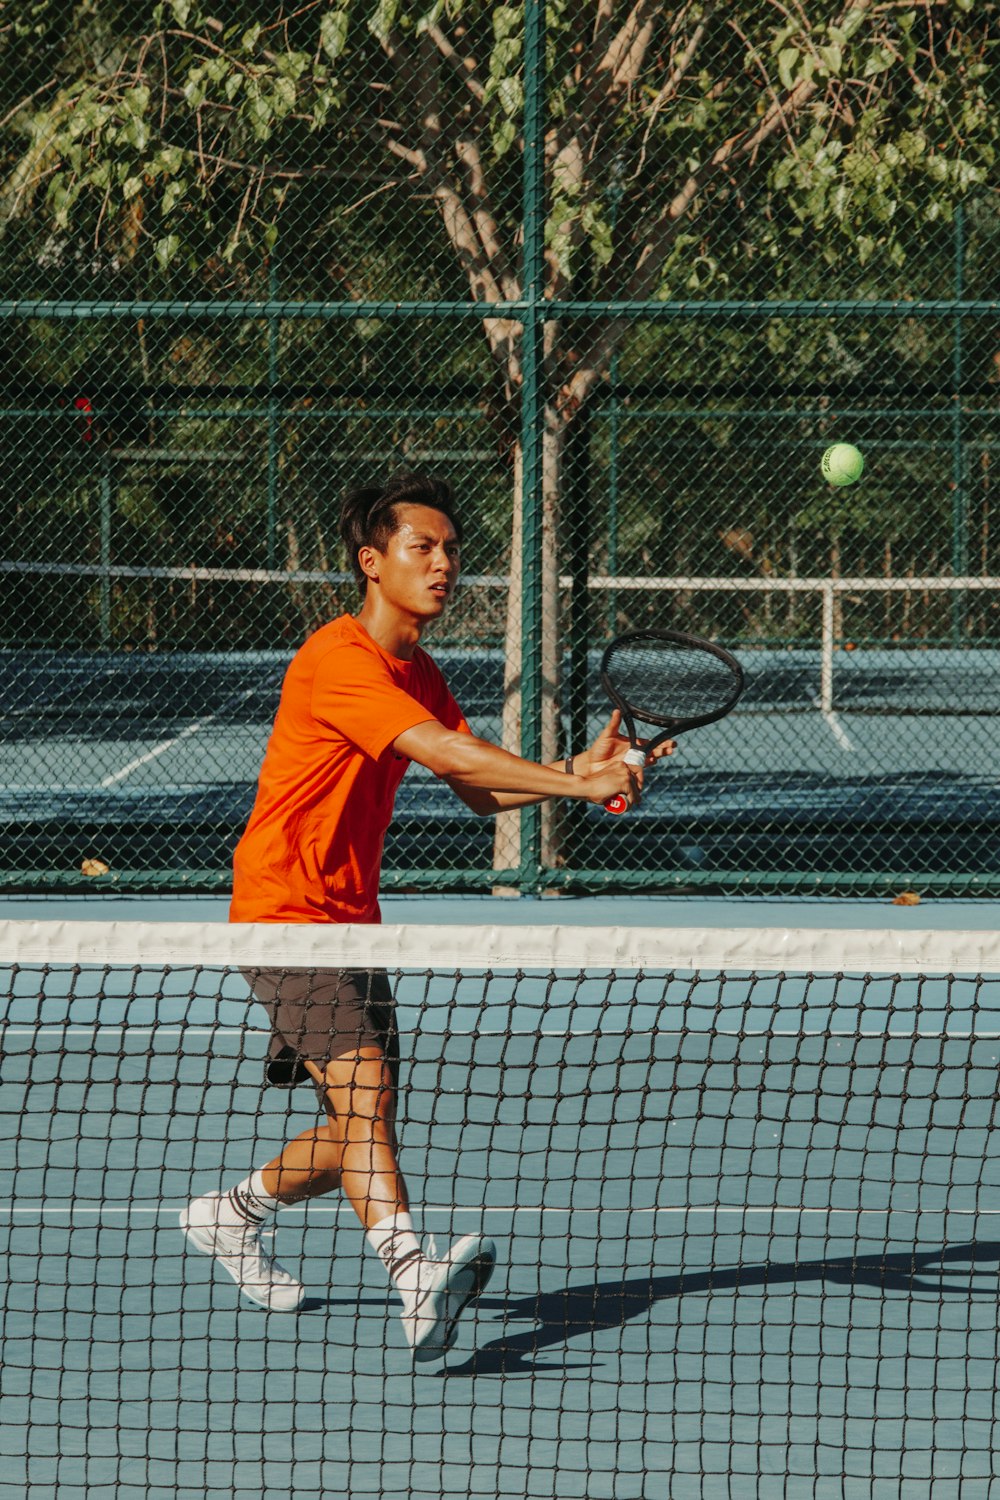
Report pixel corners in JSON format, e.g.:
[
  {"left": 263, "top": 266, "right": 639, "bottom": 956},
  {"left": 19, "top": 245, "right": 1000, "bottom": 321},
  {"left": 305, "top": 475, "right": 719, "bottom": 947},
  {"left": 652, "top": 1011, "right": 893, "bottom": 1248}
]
[{"left": 564, "top": 756, "right": 574, "bottom": 775}]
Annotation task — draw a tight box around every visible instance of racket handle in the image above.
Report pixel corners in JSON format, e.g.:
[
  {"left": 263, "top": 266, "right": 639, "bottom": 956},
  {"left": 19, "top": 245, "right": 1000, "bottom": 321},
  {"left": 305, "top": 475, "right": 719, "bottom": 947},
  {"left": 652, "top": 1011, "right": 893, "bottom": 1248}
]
[{"left": 604, "top": 747, "right": 647, "bottom": 816}]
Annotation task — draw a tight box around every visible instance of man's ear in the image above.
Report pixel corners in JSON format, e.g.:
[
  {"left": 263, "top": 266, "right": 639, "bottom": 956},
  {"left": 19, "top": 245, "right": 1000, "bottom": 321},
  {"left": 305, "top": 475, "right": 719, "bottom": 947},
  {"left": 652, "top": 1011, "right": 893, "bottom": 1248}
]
[{"left": 358, "top": 544, "right": 380, "bottom": 584}]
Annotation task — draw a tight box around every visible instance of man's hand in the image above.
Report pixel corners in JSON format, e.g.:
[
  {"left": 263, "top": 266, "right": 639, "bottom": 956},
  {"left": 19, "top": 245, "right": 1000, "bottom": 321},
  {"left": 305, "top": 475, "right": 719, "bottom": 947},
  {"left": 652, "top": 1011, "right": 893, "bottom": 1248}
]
[
  {"left": 577, "top": 755, "right": 643, "bottom": 809},
  {"left": 579, "top": 709, "right": 676, "bottom": 775}
]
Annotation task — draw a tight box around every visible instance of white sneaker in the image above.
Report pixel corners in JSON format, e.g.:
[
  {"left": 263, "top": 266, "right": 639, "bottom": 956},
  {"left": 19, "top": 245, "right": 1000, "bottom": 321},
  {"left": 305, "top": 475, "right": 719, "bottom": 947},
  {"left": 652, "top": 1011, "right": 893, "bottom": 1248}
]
[
  {"left": 401, "top": 1233, "right": 496, "bottom": 1362},
  {"left": 180, "top": 1191, "right": 305, "bottom": 1312}
]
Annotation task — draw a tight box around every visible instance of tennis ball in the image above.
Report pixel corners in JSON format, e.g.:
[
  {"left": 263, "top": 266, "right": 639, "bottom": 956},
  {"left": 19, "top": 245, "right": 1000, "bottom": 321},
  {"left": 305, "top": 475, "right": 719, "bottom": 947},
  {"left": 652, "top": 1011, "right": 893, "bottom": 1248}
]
[{"left": 821, "top": 443, "right": 864, "bottom": 487}]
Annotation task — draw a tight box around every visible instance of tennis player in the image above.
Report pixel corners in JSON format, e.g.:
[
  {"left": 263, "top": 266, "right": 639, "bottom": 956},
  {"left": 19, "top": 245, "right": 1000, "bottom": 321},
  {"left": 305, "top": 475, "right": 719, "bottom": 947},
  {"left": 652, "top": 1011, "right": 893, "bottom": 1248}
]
[{"left": 180, "top": 471, "right": 669, "bottom": 1361}]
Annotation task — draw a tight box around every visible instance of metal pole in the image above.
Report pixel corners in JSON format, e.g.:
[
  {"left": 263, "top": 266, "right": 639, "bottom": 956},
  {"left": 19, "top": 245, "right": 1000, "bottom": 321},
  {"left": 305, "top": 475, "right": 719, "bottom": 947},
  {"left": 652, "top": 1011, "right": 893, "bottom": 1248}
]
[
  {"left": 607, "top": 350, "right": 620, "bottom": 637},
  {"left": 952, "top": 203, "right": 966, "bottom": 643},
  {"left": 518, "top": 0, "right": 545, "bottom": 894},
  {"left": 99, "top": 454, "right": 112, "bottom": 648},
  {"left": 820, "top": 582, "right": 834, "bottom": 715},
  {"left": 266, "top": 259, "right": 281, "bottom": 570}
]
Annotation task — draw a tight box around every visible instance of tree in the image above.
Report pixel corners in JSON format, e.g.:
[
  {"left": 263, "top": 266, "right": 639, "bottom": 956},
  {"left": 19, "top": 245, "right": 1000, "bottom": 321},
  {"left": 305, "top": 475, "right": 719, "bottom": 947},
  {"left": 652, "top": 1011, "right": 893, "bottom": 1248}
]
[{"left": 3, "top": 0, "right": 998, "bottom": 866}]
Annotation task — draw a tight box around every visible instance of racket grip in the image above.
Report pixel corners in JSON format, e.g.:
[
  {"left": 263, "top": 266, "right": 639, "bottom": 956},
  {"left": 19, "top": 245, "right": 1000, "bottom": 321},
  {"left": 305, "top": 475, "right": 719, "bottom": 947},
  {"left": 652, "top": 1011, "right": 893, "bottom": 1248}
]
[{"left": 604, "top": 747, "right": 647, "bottom": 816}]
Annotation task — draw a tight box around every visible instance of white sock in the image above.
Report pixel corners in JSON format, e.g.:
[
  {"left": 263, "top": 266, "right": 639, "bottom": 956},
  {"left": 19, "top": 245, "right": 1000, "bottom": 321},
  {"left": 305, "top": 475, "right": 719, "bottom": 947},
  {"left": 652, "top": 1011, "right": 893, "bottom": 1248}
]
[
  {"left": 222, "top": 1169, "right": 282, "bottom": 1228},
  {"left": 366, "top": 1211, "right": 425, "bottom": 1295}
]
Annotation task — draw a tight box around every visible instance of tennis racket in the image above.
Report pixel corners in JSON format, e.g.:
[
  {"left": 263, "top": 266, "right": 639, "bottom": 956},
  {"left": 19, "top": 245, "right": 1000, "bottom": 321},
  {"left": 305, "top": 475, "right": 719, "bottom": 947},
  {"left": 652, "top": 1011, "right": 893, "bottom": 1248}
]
[{"left": 600, "top": 629, "right": 745, "bottom": 815}]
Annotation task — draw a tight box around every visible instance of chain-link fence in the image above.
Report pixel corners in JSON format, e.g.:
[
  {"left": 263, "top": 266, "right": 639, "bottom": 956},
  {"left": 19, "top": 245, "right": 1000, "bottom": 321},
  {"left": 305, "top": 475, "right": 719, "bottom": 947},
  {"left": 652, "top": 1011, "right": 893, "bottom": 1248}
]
[{"left": 2, "top": 4, "right": 999, "bottom": 895}]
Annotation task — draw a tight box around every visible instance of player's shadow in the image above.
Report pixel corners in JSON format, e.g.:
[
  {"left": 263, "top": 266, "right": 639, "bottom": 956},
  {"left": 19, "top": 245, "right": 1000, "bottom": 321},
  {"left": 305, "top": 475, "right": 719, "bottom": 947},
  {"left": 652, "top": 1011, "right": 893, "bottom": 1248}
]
[{"left": 442, "top": 1239, "right": 1000, "bottom": 1380}]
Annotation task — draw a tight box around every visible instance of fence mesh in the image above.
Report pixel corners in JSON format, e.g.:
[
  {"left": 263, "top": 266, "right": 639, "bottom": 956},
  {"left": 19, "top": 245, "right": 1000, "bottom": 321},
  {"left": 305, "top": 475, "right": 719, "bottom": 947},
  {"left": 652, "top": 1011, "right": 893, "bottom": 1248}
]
[{"left": 2, "top": 4, "right": 999, "bottom": 894}]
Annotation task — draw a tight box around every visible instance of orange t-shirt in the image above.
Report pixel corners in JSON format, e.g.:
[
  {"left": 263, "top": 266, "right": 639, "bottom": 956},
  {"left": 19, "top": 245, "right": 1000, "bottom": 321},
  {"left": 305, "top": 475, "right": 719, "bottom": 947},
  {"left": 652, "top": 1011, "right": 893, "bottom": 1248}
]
[{"left": 230, "top": 614, "right": 469, "bottom": 924}]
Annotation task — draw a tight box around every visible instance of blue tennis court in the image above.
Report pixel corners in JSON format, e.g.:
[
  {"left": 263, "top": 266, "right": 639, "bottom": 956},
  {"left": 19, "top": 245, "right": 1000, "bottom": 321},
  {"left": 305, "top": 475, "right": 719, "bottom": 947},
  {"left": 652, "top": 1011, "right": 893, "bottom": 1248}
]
[
  {"left": 3, "top": 899, "right": 1000, "bottom": 1498},
  {"left": 4, "top": 649, "right": 1000, "bottom": 880}
]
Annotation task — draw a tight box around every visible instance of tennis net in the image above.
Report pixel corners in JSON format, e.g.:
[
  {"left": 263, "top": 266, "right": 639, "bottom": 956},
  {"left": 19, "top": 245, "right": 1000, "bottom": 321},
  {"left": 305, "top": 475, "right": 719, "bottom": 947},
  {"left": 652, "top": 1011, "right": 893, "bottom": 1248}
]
[{"left": 3, "top": 917, "right": 1000, "bottom": 1500}]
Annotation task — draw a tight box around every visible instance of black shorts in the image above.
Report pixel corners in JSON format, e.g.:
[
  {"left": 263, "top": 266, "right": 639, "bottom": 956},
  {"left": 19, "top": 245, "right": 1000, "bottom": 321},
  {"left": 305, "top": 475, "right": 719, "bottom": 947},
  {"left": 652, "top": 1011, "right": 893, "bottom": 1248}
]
[{"left": 243, "top": 966, "right": 399, "bottom": 1092}]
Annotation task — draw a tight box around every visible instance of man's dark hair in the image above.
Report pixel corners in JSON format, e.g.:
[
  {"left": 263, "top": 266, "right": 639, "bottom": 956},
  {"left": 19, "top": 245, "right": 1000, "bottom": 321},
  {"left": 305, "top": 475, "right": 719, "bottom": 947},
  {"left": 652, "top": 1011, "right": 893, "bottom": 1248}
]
[{"left": 339, "top": 471, "right": 461, "bottom": 592}]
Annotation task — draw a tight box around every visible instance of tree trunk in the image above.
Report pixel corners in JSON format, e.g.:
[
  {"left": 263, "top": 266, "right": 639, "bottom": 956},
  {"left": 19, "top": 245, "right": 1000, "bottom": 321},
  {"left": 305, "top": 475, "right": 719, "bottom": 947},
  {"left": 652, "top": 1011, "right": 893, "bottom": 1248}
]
[{"left": 492, "top": 414, "right": 565, "bottom": 885}]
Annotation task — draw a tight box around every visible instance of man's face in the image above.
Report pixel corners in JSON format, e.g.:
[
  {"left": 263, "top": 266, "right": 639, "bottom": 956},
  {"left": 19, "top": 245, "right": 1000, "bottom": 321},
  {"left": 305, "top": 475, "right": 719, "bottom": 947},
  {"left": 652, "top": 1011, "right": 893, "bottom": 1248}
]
[{"left": 362, "top": 504, "right": 461, "bottom": 620}]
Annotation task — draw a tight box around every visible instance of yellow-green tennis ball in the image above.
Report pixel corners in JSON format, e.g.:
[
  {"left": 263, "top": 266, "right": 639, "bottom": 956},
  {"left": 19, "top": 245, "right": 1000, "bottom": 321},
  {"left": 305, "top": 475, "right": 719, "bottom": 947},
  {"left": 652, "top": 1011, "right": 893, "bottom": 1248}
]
[{"left": 821, "top": 443, "right": 864, "bottom": 487}]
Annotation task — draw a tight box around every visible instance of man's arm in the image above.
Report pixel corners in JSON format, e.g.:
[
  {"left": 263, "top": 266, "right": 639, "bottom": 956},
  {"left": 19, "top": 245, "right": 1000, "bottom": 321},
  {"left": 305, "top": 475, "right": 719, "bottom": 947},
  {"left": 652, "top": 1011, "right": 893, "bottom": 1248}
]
[
  {"left": 392, "top": 719, "right": 644, "bottom": 813},
  {"left": 444, "top": 760, "right": 570, "bottom": 816}
]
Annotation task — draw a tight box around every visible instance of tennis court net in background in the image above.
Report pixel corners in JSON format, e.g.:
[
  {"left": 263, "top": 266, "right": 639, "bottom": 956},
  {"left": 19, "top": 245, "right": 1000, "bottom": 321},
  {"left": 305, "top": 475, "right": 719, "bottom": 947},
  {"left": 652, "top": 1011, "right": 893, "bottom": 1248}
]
[{"left": 3, "top": 919, "right": 1000, "bottom": 1500}]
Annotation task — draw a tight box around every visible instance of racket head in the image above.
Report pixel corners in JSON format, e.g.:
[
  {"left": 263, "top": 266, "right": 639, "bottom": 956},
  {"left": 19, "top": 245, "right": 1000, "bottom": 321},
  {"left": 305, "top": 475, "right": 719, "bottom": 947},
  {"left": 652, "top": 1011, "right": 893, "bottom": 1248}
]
[{"left": 599, "top": 629, "right": 744, "bottom": 741}]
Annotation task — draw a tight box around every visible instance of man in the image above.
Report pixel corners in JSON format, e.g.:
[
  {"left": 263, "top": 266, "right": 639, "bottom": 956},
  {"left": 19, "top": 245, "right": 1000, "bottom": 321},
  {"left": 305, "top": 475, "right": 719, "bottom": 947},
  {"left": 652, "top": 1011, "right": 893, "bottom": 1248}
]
[{"left": 180, "top": 470, "right": 670, "bottom": 1361}]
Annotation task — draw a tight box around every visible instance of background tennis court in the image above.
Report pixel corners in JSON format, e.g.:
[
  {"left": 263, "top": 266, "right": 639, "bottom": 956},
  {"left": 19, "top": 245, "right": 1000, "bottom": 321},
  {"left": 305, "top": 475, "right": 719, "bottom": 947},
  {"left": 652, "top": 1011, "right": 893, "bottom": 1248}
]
[{"left": 5, "top": 645, "right": 1000, "bottom": 889}]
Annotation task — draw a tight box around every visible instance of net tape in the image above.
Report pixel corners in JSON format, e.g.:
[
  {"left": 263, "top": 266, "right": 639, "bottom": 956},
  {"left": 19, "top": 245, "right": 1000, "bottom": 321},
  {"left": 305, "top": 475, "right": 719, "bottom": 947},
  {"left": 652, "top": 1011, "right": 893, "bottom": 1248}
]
[{"left": 3, "top": 919, "right": 1000, "bottom": 974}]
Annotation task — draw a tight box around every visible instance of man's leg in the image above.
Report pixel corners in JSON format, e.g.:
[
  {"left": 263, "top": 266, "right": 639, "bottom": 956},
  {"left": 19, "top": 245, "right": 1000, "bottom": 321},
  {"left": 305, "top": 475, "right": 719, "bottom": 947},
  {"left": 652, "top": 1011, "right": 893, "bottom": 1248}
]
[
  {"left": 301, "top": 1049, "right": 404, "bottom": 1225},
  {"left": 302, "top": 1050, "right": 496, "bottom": 1360}
]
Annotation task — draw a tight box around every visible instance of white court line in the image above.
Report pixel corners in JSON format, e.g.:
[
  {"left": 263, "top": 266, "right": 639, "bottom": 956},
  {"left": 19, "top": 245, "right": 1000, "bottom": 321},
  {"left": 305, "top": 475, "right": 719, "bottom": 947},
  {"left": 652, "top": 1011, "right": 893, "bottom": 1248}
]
[
  {"left": 1, "top": 1204, "right": 994, "bottom": 1218},
  {"left": 823, "top": 710, "right": 853, "bottom": 752},
  {"left": 99, "top": 687, "right": 254, "bottom": 788},
  {"left": 6, "top": 1027, "right": 1000, "bottom": 1040}
]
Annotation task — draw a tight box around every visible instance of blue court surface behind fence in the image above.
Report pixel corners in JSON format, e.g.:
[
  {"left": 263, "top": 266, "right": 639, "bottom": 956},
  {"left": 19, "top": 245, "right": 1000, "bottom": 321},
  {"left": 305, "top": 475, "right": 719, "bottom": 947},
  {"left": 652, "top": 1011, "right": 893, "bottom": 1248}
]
[{"left": 3, "top": 649, "right": 1000, "bottom": 887}]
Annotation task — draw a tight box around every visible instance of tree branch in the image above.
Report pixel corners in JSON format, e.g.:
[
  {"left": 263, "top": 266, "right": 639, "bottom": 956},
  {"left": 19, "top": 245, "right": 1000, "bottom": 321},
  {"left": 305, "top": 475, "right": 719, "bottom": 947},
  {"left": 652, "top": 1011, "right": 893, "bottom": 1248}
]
[
  {"left": 559, "top": 0, "right": 878, "bottom": 418},
  {"left": 369, "top": 28, "right": 523, "bottom": 387},
  {"left": 425, "top": 23, "right": 486, "bottom": 105}
]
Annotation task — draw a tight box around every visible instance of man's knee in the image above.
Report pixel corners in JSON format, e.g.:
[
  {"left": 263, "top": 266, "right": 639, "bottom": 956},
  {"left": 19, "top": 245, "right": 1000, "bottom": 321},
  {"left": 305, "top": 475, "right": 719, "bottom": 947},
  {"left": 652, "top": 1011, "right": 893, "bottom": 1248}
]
[{"left": 305, "top": 1052, "right": 396, "bottom": 1115}]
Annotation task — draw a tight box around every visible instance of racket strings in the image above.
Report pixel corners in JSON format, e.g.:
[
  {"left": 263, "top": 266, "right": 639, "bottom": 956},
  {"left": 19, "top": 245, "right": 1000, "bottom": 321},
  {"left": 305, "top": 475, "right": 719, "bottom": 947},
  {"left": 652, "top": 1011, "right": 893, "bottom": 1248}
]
[{"left": 604, "top": 640, "right": 740, "bottom": 724}]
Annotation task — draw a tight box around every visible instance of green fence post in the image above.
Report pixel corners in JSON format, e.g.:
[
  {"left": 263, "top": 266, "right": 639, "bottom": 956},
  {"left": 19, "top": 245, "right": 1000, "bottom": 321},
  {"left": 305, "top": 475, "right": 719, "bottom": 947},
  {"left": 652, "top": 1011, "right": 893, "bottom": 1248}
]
[{"left": 517, "top": 0, "right": 545, "bottom": 895}]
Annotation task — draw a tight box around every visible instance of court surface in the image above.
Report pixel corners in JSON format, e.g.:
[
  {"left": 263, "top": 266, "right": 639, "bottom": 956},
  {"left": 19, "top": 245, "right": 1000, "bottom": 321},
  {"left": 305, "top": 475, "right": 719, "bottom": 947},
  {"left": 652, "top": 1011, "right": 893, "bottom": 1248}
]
[{"left": 3, "top": 896, "right": 1000, "bottom": 1499}]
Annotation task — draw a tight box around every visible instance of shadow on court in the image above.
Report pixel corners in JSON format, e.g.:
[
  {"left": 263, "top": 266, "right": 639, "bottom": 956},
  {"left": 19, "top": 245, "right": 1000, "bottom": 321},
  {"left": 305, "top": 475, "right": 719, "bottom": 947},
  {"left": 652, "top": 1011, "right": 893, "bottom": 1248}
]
[{"left": 441, "top": 1239, "right": 1000, "bottom": 1379}]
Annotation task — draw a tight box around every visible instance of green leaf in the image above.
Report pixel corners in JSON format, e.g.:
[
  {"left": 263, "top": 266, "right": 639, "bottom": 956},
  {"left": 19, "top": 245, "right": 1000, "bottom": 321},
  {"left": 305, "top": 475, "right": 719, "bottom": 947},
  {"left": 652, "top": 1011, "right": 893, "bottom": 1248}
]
[
  {"left": 320, "top": 10, "right": 350, "bottom": 63},
  {"left": 491, "top": 38, "right": 521, "bottom": 74},
  {"left": 123, "top": 117, "right": 149, "bottom": 152},
  {"left": 493, "top": 5, "right": 519, "bottom": 42},
  {"left": 276, "top": 50, "right": 311, "bottom": 80},
  {"left": 367, "top": 0, "right": 400, "bottom": 44},
  {"left": 245, "top": 95, "right": 274, "bottom": 141},
  {"left": 153, "top": 146, "right": 185, "bottom": 174},
  {"left": 777, "top": 47, "right": 801, "bottom": 91},
  {"left": 491, "top": 117, "right": 517, "bottom": 157},
  {"left": 162, "top": 180, "right": 187, "bottom": 215},
  {"left": 166, "top": 0, "right": 193, "bottom": 25},
  {"left": 155, "top": 233, "right": 181, "bottom": 269},
  {"left": 122, "top": 86, "right": 150, "bottom": 118},
  {"left": 817, "top": 44, "right": 842, "bottom": 76},
  {"left": 497, "top": 76, "right": 523, "bottom": 118},
  {"left": 183, "top": 69, "right": 207, "bottom": 109},
  {"left": 862, "top": 47, "right": 893, "bottom": 78},
  {"left": 271, "top": 77, "right": 297, "bottom": 118}
]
